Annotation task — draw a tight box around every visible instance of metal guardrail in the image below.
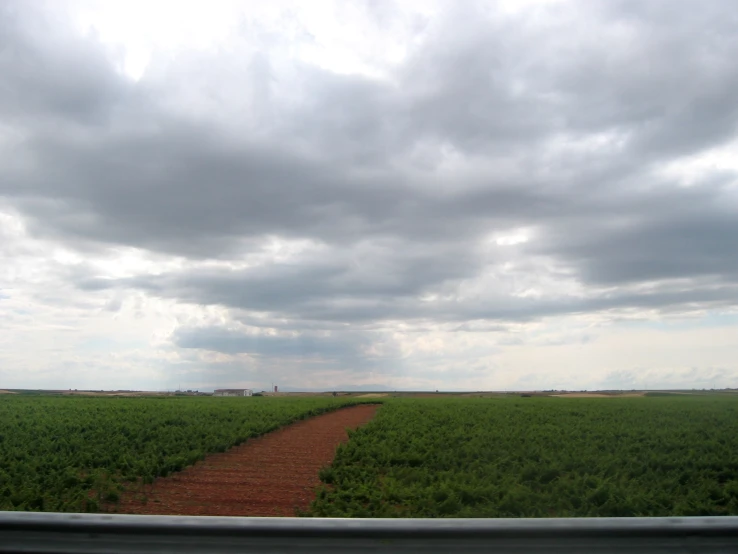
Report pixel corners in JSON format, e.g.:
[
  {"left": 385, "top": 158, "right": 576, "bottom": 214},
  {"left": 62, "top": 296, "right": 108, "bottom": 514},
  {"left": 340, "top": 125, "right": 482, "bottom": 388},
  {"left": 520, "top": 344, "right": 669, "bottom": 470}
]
[{"left": 1, "top": 512, "right": 737, "bottom": 553}]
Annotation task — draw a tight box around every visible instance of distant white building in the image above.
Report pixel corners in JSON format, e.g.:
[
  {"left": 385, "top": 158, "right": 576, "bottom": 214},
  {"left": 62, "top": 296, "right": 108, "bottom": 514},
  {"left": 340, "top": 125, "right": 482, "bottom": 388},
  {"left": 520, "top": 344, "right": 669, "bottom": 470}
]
[{"left": 213, "top": 389, "right": 253, "bottom": 397}]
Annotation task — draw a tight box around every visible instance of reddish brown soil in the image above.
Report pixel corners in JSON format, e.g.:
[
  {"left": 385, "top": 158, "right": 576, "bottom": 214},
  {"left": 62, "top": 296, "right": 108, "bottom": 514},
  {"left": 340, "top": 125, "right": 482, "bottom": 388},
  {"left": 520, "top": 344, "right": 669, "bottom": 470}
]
[{"left": 115, "top": 404, "right": 379, "bottom": 517}]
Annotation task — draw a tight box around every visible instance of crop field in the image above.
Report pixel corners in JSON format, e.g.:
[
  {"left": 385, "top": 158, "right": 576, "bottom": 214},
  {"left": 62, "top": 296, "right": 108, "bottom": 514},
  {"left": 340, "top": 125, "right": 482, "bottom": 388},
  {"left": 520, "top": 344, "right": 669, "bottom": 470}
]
[
  {"left": 2, "top": 394, "right": 738, "bottom": 517},
  {"left": 310, "top": 396, "right": 738, "bottom": 517},
  {"left": 0, "top": 395, "right": 363, "bottom": 512}
]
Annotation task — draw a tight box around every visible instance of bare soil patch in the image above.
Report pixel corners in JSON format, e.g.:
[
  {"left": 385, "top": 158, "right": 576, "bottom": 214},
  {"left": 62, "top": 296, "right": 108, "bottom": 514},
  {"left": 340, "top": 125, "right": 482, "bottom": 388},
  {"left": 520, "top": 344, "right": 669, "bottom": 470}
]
[
  {"left": 0, "top": 390, "right": 16, "bottom": 394},
  {"left": 116, "top": 404, "right": 379, "bottom": 517}
]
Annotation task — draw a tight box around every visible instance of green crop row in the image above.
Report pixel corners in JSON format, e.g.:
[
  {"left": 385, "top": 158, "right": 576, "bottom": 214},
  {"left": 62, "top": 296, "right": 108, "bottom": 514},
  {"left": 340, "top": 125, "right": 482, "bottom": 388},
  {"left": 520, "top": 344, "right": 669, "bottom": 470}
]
[
  {"left": 0, "top": 395, "right": 365, "bottom": 513},
  {"left": 308, "top": 396, "right": 738, "bottom": 517}
]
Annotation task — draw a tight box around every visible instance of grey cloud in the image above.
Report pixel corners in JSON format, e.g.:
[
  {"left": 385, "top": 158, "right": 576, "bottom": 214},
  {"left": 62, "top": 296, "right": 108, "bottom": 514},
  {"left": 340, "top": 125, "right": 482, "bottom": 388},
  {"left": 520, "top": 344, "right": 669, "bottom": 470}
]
[
  {"left": 74, "top": 257, "right": 738, "bottom": 328},
  {"left": 2, "top": 0, "right": 738, "bottom": 345},
  {"left": 173, "top": 326, "right": 362, "bottom": 358},
  {"left": 0, "top": 2, "right": 131, "bottom": 125},
  {"left": 552, "top": 212, "right": 738, "bottom": 286},
  {"left": 547, "top": 1, "right": 738, "bottom": 152},
  {"left": 74, "top": 237, "right": 486, "bottom": 324},
  {"left": 599, "top": 365, "right": 735, "bottom": 390},
  {"left": 528, "top": 182, "right": 738, "bottom": 286},
  {"left": 172, "top": 326, "right": 402, "bottom": 378}
]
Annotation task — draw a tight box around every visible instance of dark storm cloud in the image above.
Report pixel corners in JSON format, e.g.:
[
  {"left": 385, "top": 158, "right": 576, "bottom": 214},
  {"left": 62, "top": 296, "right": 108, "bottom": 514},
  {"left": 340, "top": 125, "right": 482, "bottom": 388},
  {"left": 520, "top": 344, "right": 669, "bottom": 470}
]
[{"left": 3, "top": 0, "right": 738, "bottom": 343}]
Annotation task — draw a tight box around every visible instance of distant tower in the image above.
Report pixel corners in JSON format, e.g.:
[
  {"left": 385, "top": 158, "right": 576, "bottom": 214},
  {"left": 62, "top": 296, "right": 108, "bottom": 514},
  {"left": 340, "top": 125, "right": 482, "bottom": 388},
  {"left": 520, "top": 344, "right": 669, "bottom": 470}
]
[{"left": 274, "top": 385, "right": 278, "bottom": 393}]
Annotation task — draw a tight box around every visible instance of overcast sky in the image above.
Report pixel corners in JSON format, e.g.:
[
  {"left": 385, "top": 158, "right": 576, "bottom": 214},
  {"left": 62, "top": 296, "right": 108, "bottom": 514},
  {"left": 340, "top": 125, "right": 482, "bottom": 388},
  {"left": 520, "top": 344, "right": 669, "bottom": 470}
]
[{"left": 2, "top": 0, "right": 738, "bottom": 392}]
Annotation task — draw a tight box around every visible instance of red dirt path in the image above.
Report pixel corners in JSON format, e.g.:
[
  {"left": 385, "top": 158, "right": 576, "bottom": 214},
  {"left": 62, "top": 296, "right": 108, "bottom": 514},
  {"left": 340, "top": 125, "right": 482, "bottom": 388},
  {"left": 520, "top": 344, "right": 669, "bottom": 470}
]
[{"left": 116, "top": 404, "right": 379, "bottom": 517}]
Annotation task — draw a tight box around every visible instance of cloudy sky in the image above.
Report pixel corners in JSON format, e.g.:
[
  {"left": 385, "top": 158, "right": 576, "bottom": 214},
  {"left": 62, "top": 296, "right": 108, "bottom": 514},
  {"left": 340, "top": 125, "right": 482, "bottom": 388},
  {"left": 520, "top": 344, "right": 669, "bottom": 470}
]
[{"left": 2, "top": 0, "right": 738, "bottom": 392}]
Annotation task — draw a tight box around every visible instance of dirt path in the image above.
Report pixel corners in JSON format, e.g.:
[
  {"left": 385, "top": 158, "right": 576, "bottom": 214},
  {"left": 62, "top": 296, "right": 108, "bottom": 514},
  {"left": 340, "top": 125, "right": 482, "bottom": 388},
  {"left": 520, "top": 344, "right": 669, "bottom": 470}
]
[{"left": 116, "top": 404, "right": 379, "bottom": 517}]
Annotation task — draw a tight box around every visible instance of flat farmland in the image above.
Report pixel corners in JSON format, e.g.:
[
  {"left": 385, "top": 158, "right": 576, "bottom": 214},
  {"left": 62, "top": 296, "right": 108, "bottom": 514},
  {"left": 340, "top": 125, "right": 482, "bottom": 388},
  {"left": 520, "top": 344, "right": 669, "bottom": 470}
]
[
  {"left": 310, "top": 396, "right": 738, "bottom": 517},
  {"left": 118, "top": 403, "right": 379, "bottom": 516},
  {"left": 0, "top": 395, "right": 370, "bottom": 513},
  {"left": 2, "top": 394, "right": 738, "bottom": 517}
]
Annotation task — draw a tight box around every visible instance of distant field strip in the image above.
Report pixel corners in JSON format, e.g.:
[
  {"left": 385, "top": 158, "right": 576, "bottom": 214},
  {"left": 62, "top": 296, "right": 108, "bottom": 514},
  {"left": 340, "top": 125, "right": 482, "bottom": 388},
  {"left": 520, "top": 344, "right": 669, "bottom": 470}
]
[
  {"left": 0, "top": 396, "right": 369, "bottom": 512},
  {"left": 309, "top": 396, "right": 738, "bottom": 517}
]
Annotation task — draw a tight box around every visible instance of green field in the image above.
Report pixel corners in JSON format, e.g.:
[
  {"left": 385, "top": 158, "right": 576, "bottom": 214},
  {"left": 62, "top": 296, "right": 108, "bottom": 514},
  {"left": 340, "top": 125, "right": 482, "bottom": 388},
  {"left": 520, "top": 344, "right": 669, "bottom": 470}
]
[
  {"left": 0, "top": 395, "right": 362, "bottom": 512},
  {"left": 309, "top": 396, "right": 738, "bottom": 517},
  {"left": 3, "top": 394, "right": 738, "bottom": 517}
]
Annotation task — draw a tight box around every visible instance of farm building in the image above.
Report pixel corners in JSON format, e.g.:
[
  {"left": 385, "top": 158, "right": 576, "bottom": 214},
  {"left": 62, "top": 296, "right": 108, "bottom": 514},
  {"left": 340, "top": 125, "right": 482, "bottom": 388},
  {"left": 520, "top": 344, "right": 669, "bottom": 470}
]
[{"left": 213, "top": 389, "right": 253, "bottom": 397}]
